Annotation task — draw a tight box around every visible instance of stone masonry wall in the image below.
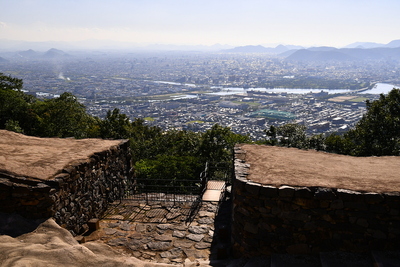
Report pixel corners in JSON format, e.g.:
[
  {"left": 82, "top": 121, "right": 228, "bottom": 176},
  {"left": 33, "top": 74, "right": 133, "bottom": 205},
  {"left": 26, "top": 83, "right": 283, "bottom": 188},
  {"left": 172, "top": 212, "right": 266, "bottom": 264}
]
[
  {"left": 0, "top": 140, "right": 132, "bottom": 235},
  {"left": 232, "top": 146, "right": 400, "bottom": 257}
]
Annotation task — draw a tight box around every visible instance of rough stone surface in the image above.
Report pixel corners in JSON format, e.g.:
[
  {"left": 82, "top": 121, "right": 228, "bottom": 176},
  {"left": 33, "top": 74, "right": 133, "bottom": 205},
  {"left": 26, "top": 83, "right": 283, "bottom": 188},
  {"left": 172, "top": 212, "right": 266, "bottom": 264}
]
[
  {"left": 240, "top": 144, "right": 400, "bottom": 193},
  {"left": 94, "top": 200, "right": 232, "bottom": 265},
  {"left": 0, "top": 129, "right": 124, "bottom": 180}
]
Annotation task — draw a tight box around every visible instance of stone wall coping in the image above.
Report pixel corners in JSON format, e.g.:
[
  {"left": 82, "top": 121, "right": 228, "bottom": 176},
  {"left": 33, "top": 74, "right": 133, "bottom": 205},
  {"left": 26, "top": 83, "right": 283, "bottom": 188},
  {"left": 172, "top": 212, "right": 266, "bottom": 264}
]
[
  {"left": 235, "top": 144, "right": 400, "bottom": 194},
  {"left": 0, "top": 129, "right": 128, "bottom": 181},
  {"left": 234, "top": 146, "right": 400, "bottom": 198}
]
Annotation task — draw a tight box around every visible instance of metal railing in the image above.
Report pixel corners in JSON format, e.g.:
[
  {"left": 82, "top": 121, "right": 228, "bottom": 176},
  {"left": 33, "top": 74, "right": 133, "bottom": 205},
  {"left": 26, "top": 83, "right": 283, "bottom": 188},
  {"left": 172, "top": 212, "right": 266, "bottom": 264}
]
[
  {"left": 118, "top": 161, "right": 231, "bottom": 205},
  {"left": 124, "top": 178, "right": 203, "bottom": 204}
]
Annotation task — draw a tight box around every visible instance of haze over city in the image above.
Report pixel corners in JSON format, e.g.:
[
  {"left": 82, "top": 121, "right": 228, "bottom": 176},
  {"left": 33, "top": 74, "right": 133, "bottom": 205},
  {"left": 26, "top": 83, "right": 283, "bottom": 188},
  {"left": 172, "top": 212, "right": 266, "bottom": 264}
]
[{"left": 1, "top": 0, "right": 400, "bottom": 49}]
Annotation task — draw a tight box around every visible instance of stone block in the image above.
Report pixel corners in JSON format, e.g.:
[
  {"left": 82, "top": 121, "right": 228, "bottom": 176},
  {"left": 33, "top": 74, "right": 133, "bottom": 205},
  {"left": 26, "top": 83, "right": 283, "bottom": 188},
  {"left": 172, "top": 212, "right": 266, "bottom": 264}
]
[
  {"left": 286, "top": 244, "right": 311, "bottom": 254},
  {"left": 147, "top": 241, "right": 172, "bottom": 251},
  {"left": 336, "top": 188, "right": 362, "bottom": 201},
  {"left": 281, "top": 211, "right": 311, "bottom": 222},
  {"left": 356, "top": 218, "right": 369, "bottom": 228},
  {"left": 330, "top": 199, "right": 344, "bottom": 209},
  {"left": 293, "top": 198, "right": 317, "bottom": 208},
  {"left": 344, "top": 201, "right": 368, "bottom": 211},
  {"left": 87, "top": 218, "right": 99, "bottom": 232},
  {"left": 364, "top": 192, "right": 384, "bottom": 204},
  {"left": 370, "top": 204, "right": 388, "bottom": 214},
  {"left": 186, "top": 234, "right": 204, "bottom": 242},
  {"left": 260, "top": 185, "right": 278, "bottom": 198},
  {"left": 245, "top": 182, "right": 260, "bottom": 195},
  {"left": 294, "top": 187, "right": 313, "bottom": 198},
  {"left": 244, "top": 222, "right": 258, "bottom": 234},
  {"left": 188, "top": 225, "right": 209, "bottom": 234},
  {"left": 314, "top": 187, "right": 336, "bottom": 200},
  {"left": 279, "top": 186, "right": 296, "bottom": 198}
]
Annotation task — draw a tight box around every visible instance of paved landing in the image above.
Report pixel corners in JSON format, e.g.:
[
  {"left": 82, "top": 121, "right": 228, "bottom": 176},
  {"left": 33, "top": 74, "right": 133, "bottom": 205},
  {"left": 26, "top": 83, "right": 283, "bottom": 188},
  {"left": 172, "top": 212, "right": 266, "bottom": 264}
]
[{"left": 202, "top": 181, "right": 226, "bottom": 202}]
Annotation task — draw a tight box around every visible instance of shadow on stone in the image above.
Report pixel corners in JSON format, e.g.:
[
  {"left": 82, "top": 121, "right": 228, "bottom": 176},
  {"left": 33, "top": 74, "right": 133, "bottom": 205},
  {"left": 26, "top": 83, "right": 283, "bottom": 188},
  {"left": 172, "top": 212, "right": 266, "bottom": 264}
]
[
  {"left": 209, "top": 199, "right": 232, "bottom": 263},
  {"left": 0, "top": 212, "right": 46, "bottom": 237}
]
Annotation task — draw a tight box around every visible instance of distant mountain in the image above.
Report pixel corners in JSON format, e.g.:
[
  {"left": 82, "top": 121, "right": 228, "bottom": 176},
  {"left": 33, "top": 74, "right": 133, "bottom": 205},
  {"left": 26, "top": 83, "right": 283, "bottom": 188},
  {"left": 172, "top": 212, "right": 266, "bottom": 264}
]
[
  {"left": 286, "top": 48, "right": 354, "bottom": 61},
  {"left": 386, "top": 39, "right": 400, "bottom": 48},
  {"left": 285, "top": 46, "right": 400, "bottom": 62},
  {"left": 0, "top": 39, "right": 78, "bottom": 52},
  {"left": 0, "top": 38, "right": 399, "bottom": 53},
  {"left": 223, "top": 45, "right": 271, "bottom": 53},
  {"left": 345, "top": 42, "right": 384, "bottom": 49},
  {"left": 345, "top": 39, "right": 400, "bottom": 49},
  {"left": 307, "top": 46, "right": 337, "bottom": 52},
  {"left": 43, "top": 48, "right": 70, "bottom": 58},
  {"left": 222, "top": 44, "right": 304, "bottom": 54},
  {"left": 273, "top": 44, "right": 291, "bottom": 54},
  {"left": 17, "top": 49, "right": 39, "bottom": 58},
  {"left": 0, "top": 56, "right": 8, "bottom": 63}
]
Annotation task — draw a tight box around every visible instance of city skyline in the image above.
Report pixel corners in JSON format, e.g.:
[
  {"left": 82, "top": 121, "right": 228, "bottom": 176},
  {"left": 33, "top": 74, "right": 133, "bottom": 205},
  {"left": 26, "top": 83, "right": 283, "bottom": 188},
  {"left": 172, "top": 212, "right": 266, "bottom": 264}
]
[{"left": 1, "top": 0, "right": 400, "bottom": 48}]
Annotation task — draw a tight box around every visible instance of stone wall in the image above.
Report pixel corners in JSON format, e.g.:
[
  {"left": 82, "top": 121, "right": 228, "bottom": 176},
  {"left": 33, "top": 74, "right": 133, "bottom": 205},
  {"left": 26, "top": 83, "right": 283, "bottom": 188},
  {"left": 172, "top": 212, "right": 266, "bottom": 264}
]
[
  {"left": 0, "top": 140, "right": 132, "bottom": 235},
  {"left": 232, "top": 146, "right": 400, "bottom": 257}
]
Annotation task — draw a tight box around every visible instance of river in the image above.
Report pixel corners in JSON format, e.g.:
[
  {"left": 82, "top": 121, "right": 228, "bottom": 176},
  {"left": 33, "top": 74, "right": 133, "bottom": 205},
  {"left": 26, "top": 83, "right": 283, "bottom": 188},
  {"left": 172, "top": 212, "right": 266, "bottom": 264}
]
[{"left": 206, "top": 83, "right": 399, "bottom": 96}]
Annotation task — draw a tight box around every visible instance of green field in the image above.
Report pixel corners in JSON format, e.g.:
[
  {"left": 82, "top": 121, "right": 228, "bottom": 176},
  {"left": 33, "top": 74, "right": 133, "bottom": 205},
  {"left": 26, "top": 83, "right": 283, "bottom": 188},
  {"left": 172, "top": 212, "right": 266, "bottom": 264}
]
[
  {"left": 249, "top": 109, "right": 296, "bottom": 120},
  {"left": 187, "top": 120, "right": 205, "bottom": 124},
  {"left": 349, "top": 97, "right": 368, "bottom": 103}
]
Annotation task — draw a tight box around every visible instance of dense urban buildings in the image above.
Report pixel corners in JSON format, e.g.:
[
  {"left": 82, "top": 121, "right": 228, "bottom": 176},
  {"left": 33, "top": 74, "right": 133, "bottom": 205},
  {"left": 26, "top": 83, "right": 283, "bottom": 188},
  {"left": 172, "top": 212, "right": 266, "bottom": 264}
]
[{"left": 1, "top": 50, "right": 399, "bottom": 140}]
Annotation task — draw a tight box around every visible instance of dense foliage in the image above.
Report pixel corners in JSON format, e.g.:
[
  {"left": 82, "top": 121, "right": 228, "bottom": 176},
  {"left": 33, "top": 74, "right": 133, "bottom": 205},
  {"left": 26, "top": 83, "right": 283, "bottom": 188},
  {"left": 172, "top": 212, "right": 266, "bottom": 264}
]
[{"left": 325, "top": 89, "right": 400, "bottom": 156}]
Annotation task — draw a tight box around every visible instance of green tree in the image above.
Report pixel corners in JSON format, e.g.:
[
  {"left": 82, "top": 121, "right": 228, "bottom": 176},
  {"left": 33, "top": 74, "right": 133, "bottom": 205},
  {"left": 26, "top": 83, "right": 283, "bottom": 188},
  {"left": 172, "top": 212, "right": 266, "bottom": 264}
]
[
  {"left": 134, "top": 154, "right": 203, "bottom": 186},
  {"left": 0, "top": 74, "right": 33, "bottom": 131},
  {"left": 266, "top": 123, "right": 308, "bottom": 149},
  {"left": 324, "top": 132, "right": 357, "bottom": 155},
  {"left": 32, "top": 92, "right": 95, "bottom": 138},
  {"left": 0, "top": 73, "right": 23, "bottom": 91},
  {"left": 99, "top": 108, "right": 132, "bottom": 139},
  {"left": 343, "top": 89, "right": 400, "bottom": 156},
  {"left": 308, "top": 133, "right": 326, "bottom": 151},
  {"left": 199, "top": 124, "right": 251, "bottom": 164},
  {"left": 129, "top": 118, "right": 164, "bottom": 162},
  {"left": 4, "top": 119, "right": 24, "bottom": 134},
  {"left": 264, "top": 125, "right": 278, "bottom": 145}
]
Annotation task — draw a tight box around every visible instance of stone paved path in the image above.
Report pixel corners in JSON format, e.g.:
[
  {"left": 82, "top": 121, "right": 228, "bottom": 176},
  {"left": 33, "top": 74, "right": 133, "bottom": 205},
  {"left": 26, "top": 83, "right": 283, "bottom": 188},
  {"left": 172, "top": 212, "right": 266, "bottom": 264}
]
[{"left": 82, "top": 199, "right": 232, "bottom": 265}]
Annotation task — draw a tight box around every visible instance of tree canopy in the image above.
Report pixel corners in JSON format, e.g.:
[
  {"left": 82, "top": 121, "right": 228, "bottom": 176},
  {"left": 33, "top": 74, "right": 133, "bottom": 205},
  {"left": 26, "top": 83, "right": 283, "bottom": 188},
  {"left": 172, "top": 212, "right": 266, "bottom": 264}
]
[{"left": 340, "top": 89, "right": 400, "bottom": 156}]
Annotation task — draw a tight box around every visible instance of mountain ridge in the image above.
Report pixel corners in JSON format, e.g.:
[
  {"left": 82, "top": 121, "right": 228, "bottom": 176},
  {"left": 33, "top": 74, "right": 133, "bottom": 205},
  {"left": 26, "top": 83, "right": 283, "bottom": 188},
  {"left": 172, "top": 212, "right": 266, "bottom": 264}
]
[
  {"left": 0, "top": 38, "right": 399, "bottom": 54},
  {"left": 285, "top": 46, "right": 400, "bottom": 62}
]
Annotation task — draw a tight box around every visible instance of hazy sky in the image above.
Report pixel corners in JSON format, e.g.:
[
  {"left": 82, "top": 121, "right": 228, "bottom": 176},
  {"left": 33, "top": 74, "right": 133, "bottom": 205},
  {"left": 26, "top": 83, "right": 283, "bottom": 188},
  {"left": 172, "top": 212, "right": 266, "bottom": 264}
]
[{"left": 1, "top": 0, "right": 399, "bottom": 47}]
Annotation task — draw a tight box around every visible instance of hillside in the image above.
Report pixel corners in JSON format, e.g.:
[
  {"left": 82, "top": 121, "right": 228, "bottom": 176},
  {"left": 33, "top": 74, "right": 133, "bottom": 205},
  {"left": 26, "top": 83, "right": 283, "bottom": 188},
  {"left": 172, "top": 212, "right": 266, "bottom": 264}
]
[{"left": 285, "top": 46, "right": 400, "bottom": 62}]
